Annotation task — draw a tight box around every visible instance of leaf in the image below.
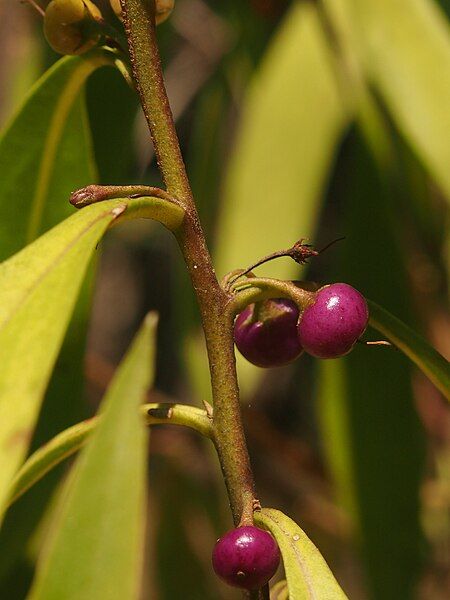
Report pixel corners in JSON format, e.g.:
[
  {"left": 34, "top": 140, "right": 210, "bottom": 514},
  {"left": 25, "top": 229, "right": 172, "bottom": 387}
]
[
  {"left": 346, "top": 0, "right": 450, "bottom": 200},
  {"left": 87, "top": 66, "right": 139, "bottom": 185},
  {"left": 212, "top": 2, "right": 348, "bottom": 396},
  {"left": 0, "top": 200, "right": 127, "bottom": 518},
  {"left": 154, "top": 460, "right": 222, "bottom": 600},
  {"left": 270, "top": 580, "right": 289, "bottom": 600},
  {"left": 0, "top": 51, "right": 110, "bottom": 260},
  {"left": 28, "top": 313, "right": 157, "bottom": 600},
  {"left": 255, "top": 508, "right": 348, "bottom": 599},
  {"left": 316, "top": 131, "right": 425, "bottom": 599},
  {"left": 368, "top": 300, "right": 450, "bottom": 401},
  {"left": 0, "top": 51, "right": 105, "bottom": 587},
  {"left": 215, "top": 2, "right": 347, "bottom": 280}
]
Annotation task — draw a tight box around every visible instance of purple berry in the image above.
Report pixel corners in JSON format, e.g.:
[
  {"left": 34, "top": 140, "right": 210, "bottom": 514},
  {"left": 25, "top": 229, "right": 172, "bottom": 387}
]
[
  {"left": 234, "top": 299, "right": 303, "bottom": 367},
  {"left": 297, "top": 283, "right": 369, "bottom": 359},
  {"left": 212, "top": 526, "right": 280, "bottom": 590}
]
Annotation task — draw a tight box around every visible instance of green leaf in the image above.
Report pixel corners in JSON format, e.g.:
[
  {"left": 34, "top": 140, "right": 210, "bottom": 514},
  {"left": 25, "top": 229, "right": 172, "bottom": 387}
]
[
  {"left": 0, "top": 200, "right": 127, "bottom": 518},
  {"left": 87, "top": 66, "right": 139, "bottom": 185},
  {"left": 215, "top": 2, "right": 347, "bottom": 280},
  {"left": 255, "top": 508, "right": 348, "bottom": 599},
  {"left": 368, "top": 300, "right": 450, "bottom": 401},
  {"left": 28, "top": 313, "right": 157, "bottom": 600},
  {"left": 0, "top": 51, "right": 110, "bottom": 260},
  {"left": 0, "top": 51, "right": 106, "bottom": 588},
  {"left": 154, "top": 460, "right": 222, "bottom": 600},
  {"left": 316, "top": 131, "right": 425, "bottom": 599},
  {"left": 270, "top": 580, "right": 289, "bottom": 600},
  {"left": 346, "top": 0, "right": 450, "bottom": 200},
  {"left": 212, "top": 2, "right": 347, "bottom": 395}
]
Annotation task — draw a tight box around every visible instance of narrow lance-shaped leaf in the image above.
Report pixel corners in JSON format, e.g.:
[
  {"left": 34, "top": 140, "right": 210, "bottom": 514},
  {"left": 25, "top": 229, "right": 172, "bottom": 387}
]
[
  {"left": 270, "top": 580, "right": 289, "bottom": 600},
  {"left": 0, "top": 52, "right": 111, "bottom": 260},
  {"left": 29, "top": 313, "right": 158, "bottom": 600},
  {"left": 317, "top": 132, "right": 425, "bottom": 599},
  {"left": 0, "top": 50, "right": 107, "bottom": 588},
  {"left": 368, "top": 300, "right": 450, "bottom": 401},
  {"left": 255, "top": 508, "right": 348, "bottom": 600},
  {"left": 0, "top": 199, "right": 126, "bottom": 518},
  {"left": 215, "top": 1, "right": 347, "bottom": 282},
  {"left": 209, "top": 1, "right": 348, "bottom": 397},
  {"left": 346, "top": 0, "right": 450, "bottom": 201}
]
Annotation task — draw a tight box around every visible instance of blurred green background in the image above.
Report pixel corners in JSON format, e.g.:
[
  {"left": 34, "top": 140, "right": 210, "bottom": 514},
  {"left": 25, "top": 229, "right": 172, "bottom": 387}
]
[{"left": 0, "top": 0, "right": 449, "bottom": 598}]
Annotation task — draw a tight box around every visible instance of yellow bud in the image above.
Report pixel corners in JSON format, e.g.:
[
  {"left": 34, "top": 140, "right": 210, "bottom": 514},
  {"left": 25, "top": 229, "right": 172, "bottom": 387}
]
[{"left": 44, "top": 0, "right": 103, "bottom": 55}]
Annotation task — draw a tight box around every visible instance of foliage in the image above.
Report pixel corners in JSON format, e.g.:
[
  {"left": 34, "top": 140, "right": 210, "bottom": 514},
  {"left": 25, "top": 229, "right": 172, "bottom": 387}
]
[{"left": 0, "top": 0, "right": 448, "bottom": 599}]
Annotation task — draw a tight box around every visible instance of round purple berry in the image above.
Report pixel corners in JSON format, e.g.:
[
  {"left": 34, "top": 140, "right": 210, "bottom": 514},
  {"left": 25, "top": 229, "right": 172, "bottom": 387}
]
[
  {"left": 212, "top": 525, "right": 280, "bottom": 590},
  {"left": 297, "top": 283, "right": 369, "bottom": 359},
  {"left": 234, "top": 299, "right": 303, "bottom": 367}
]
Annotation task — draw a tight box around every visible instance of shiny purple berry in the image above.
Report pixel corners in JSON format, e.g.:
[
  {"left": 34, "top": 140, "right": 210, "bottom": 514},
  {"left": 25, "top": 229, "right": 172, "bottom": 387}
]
[
  {"left": 212, "top": 526, "right": 280, "bottom": 590},
  {"left": 234, "top": 298, "right": 303, "bottom": 367},
  {"left": 297, "top": 283, "right": 369, "bottom": 359}
]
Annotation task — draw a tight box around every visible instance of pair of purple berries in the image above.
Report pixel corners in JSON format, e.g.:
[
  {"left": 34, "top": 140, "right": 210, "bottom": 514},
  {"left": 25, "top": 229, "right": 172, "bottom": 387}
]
[{"left": 234, "top": 283, "right": 369, "bottom": 366}]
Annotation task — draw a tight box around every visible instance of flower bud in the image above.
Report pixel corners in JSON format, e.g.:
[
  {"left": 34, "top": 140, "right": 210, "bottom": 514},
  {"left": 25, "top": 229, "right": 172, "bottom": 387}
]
[{"left": 44, "top": 0, "right": 103, "bottom": 55}]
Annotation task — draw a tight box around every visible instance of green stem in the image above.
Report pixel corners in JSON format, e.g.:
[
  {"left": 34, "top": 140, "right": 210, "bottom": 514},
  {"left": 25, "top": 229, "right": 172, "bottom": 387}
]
[
  {"left": 120, "top": 0, "right": 190, "bottom": 203},
  {"left": 228, "top": 277, "right": 317, "bottom": 316},
  {"left": 121, "top": 0, "right": 256, "bottom": 526},
  {"left": 8, "top": 403, "right": 212, "bottom": 507}
]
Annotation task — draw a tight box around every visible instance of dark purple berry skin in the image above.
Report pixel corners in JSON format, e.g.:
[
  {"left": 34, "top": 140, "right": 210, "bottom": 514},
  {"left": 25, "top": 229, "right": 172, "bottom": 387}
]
[
  {"left": 234, "top": 299, "right": 303, "bottom": 367},
  {"left": 212, "top": 526, "right": 280, "bottom": 590},
  {"left": 297, "top": 283, "right": 369, "bottom": 359}
]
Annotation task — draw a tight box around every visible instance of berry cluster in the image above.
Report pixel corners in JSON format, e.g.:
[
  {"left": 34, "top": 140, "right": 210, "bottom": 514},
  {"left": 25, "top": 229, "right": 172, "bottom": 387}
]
[
  {"left": 234, "top": 283, "right": 369, "bottom": 366},
  {"left": 212, "top": 526, "right": 280, "bottom": 590}
]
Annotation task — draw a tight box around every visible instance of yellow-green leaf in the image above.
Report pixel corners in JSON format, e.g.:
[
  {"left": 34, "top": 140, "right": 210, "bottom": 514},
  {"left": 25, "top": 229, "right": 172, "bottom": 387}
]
[
  {"left": 215, "top": 2, "right": 347, "bottom": 280},
  {"left": 212, "top": 2, "right": 347, "bottom": 396},
  {"left": 29, "top": 313, "right": 157, "bottom": 600},
  {"left": 346, "top": 0, "right": 450, "bottom": 200},
  {"left": 0, "top": 200, "right": 126, "bottom": 518},
  {"left": 255, "top": 508, "right": 348, "bottom": 600},
  {"left": 0, "top": 52, "right": 111, "bottom": 259},
  {"left": 369, "top": 300, "right": 450, "bottom": 401}
]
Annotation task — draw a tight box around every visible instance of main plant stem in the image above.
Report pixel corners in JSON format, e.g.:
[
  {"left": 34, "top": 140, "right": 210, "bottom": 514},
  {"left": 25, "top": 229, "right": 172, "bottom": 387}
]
[{"left": 120, "top": 0, "right": 255, "bottom": 526}]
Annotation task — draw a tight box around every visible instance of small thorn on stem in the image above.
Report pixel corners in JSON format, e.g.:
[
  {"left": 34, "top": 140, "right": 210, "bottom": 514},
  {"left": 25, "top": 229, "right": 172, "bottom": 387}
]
[{"left": 202, "top": 399, "right": 214, "bottom": 419}]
